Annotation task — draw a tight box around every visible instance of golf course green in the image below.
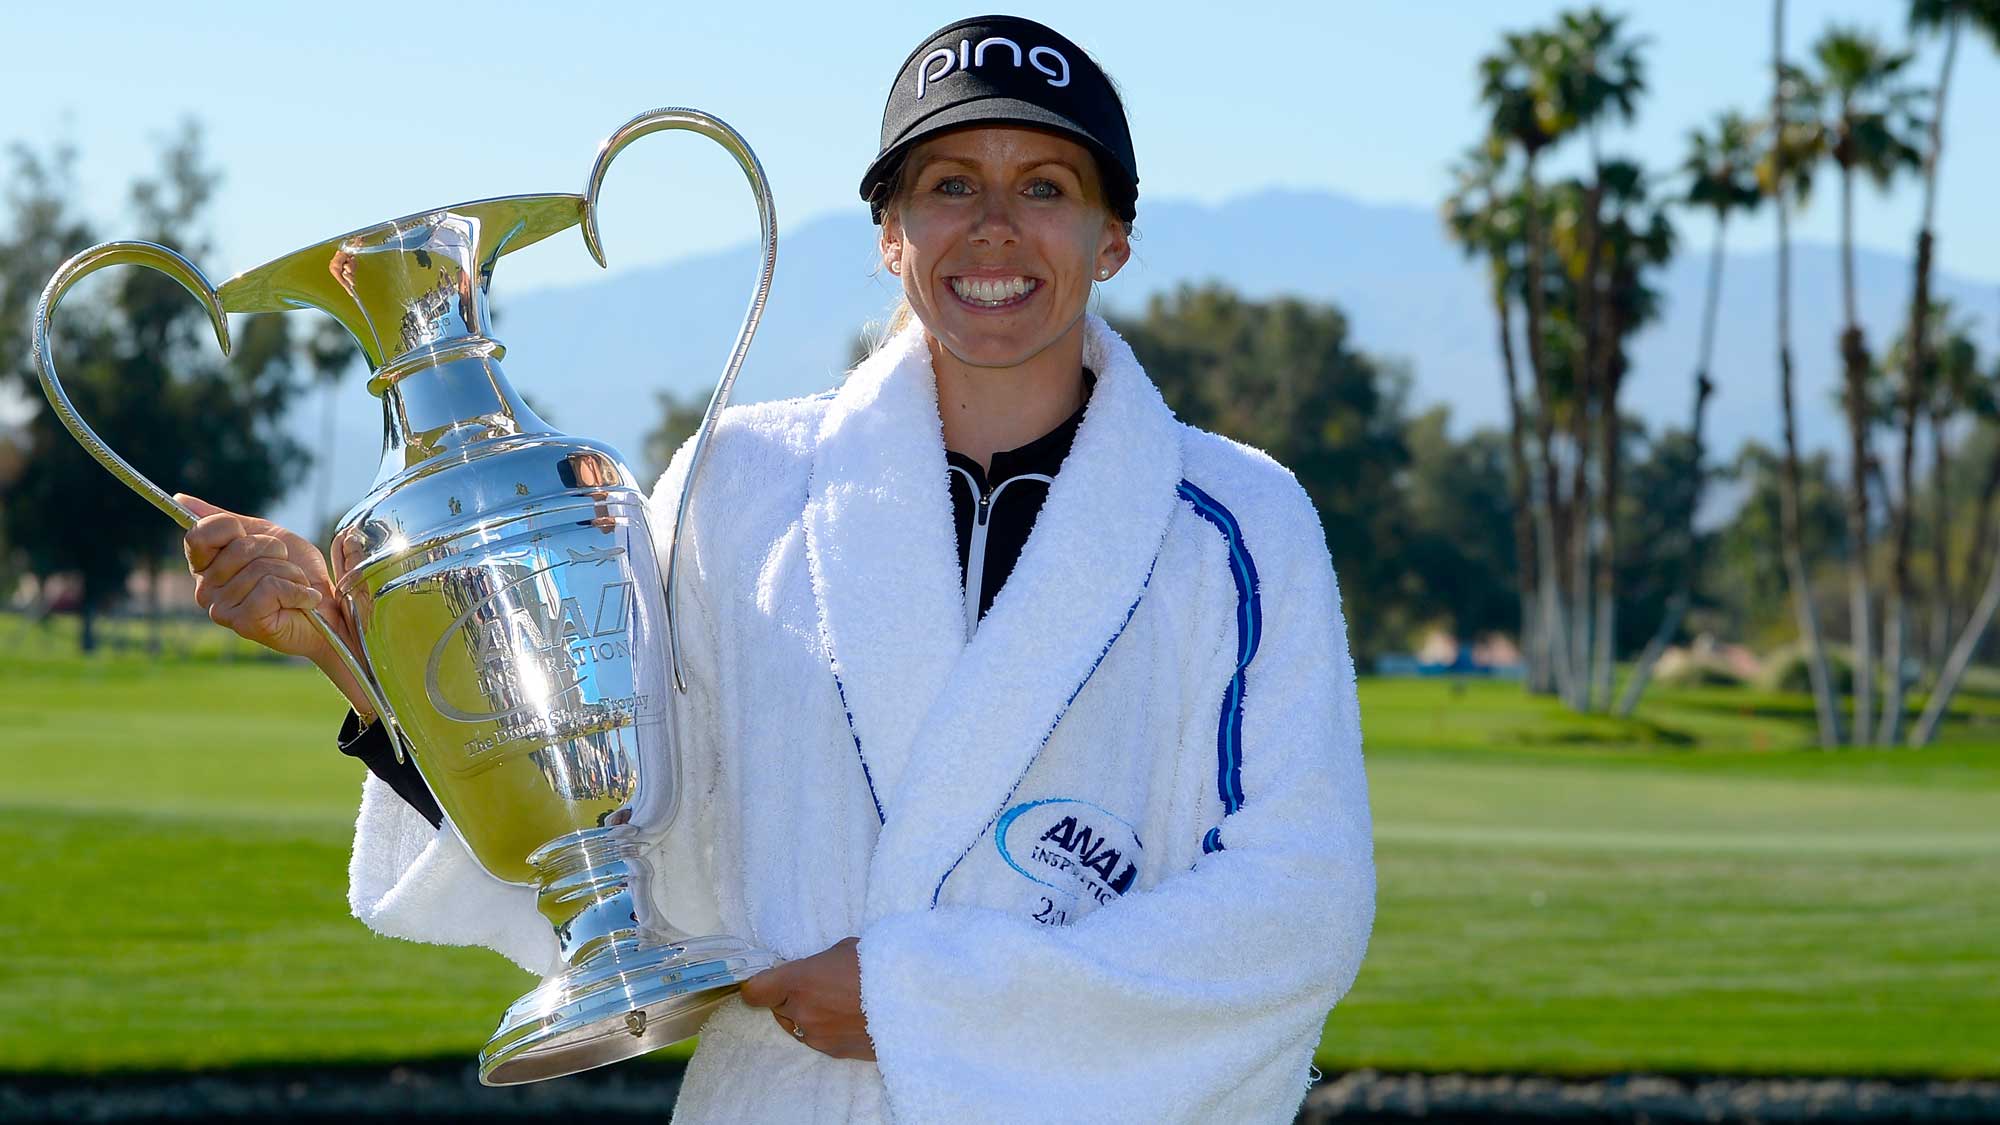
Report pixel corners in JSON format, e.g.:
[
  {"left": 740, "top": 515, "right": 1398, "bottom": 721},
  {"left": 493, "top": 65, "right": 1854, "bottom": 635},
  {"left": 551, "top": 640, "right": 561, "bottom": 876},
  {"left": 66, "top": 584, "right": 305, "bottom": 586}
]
[{"left": 2, "top": 617, "right": 1994, "bottom": 1078}]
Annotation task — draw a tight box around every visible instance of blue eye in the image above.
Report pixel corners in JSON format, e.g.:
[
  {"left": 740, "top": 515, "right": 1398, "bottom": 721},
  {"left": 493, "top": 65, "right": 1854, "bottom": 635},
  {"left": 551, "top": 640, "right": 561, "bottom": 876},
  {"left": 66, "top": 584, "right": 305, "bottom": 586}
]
[
  {"left": 934, "top": 176, "right": 973, "bottom": 196},
  {"left": 1026, "top": 179, "right": 1063, "bottom": 199}
]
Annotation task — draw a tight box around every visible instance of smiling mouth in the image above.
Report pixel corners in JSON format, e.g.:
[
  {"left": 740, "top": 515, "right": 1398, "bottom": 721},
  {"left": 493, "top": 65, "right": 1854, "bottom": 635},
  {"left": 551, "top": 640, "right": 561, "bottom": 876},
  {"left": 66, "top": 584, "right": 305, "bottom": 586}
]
[{"left": 948, "top": 276, "right": 1040, "bottom": 308}]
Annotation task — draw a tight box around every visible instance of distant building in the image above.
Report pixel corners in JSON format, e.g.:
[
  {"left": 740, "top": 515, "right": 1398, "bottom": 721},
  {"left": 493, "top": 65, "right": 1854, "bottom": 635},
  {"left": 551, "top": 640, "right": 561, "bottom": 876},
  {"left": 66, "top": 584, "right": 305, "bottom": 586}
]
[{"left": 1378, "top": 628, "right": 1523, "bottom": 677}]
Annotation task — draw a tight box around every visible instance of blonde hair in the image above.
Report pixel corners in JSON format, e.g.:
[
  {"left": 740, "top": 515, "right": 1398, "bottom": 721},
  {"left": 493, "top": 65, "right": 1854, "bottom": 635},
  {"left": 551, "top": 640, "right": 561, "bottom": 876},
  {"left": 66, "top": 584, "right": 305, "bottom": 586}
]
[
  {"left": 866, "top": 187, "right": 919, "bottom": 354},
  {"left": 882, "top": 296, "right": 918, "bottom": 339}
]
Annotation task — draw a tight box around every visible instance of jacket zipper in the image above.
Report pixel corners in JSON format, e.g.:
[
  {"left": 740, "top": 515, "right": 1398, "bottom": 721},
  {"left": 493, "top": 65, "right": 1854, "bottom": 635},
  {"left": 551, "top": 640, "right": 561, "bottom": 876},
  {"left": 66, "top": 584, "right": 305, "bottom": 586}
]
[{"left": 949, "top": 464, "right": 1054, "bottom": 638}]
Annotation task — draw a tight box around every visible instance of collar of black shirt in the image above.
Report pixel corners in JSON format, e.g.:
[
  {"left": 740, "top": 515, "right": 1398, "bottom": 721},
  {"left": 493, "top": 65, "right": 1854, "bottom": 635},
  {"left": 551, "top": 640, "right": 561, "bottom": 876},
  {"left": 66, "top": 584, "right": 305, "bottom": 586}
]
[{"left": 942, "top": 367, "right": 1096, "bottom": 489}]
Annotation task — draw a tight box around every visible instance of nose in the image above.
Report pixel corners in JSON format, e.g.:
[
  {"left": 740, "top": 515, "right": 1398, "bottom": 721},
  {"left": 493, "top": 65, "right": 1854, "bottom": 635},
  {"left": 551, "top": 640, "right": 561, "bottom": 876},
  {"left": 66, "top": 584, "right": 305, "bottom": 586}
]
[{"left": 968, "top": 191, "right": 1020, "bottom": 247}]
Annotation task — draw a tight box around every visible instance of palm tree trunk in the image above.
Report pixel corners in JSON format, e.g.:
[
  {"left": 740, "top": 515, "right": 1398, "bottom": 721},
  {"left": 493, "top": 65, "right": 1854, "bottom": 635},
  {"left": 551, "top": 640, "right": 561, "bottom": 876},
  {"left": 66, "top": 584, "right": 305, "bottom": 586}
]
[
  {"left": 145, "top": 555, "right": 162, "bottom": 656},
  {"left": 1494, "top": 282, "right": 1548, "bottom": 693},
  {"left": 1620, "top": 590, "right": 1686, "bottom": 717},
  {"left": 1890, "top": 16, "right": 1960, "bottom": 740},
  {"left": 1594, "top": 367, "right": 1621, "bottom": 711},
  {"left": 1619, "top": 216, "right": 1727, "bottom": 717},
  {"left": 1550, "top": 458, "right": 1577, "bottom": 697},
  {"left": 1574, "top": 172, "right": 1606, "bottom": 712},
  {"left": 1521, "top": 154, "right": 1574, "bottom": 703},
  {"left": 1929, "top": 408, "right": 1952, "bottom": 674},
  {"left": 1955, "top": 443, "right": 2000, "bottom": 629},
  {"left": 1915, "top": 251, "right": 2000, "bottom": 750},
  {"left": 1838, "top": 162, "right": 1876, "bottom": 744},
  {"left": 315, "top": 376, "right": 339, "bottom": 534},
  {"left": 1775, "top": 0, "right": 1844, "bottom": 747},
  {"left": 1880, "top": 387, "right": 1919, "bottom": 743},
  {"left": 1571, "top": 391, "right": 1595, "bottom": 712},
  {"left": 78, "top": 574, "right": 98, "bottom": 656},
  {"left": 1912, "top": 521, "right": 2000, "bottom": 747}
]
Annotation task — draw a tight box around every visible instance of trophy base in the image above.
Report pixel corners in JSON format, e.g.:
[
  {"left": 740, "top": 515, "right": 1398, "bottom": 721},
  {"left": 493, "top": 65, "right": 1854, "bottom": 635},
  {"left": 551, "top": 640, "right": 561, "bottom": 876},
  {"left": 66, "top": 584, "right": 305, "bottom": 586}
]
[{"left": 479, "top": 932, "right": 777, "bottom": 1086}]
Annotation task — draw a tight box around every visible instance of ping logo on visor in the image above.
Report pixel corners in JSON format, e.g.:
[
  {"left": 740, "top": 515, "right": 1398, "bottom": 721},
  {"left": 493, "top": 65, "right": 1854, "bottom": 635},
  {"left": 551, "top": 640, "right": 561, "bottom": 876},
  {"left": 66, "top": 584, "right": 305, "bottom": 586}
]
[{"left": 915, "top": 36, "right": 1071, "bottom": 100}]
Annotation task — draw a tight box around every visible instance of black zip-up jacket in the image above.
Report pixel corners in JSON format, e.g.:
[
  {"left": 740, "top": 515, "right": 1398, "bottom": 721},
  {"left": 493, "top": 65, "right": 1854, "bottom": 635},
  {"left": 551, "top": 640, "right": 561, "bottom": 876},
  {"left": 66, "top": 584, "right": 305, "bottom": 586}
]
[{"left": 339, "top": 371, "right": 1094, "bottom": 827}]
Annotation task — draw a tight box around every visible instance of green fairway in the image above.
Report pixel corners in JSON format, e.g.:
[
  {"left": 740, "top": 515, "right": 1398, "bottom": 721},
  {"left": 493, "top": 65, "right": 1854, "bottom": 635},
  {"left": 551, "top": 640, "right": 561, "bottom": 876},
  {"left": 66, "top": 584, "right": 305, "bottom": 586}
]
[
  {"left": 1345, "top": 679, "right": 1999, "bottom": 1077},
  {"left": 2, "top": 620, "right": 1996, "bottom": 1077}
]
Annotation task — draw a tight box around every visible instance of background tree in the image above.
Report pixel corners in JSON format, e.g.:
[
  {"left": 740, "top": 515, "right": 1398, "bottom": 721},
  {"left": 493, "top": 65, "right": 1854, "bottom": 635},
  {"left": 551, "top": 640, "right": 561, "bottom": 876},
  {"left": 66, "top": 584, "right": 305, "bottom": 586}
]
[
  {"left": 1576, "top": 158, "right": 1673, "bottom": 709},
  {"left": 1765, "top": 0, "right": 1844, "bottom": 746},
  {"left": 1907, "top": 319, "right": 1996, "bottom": 744},
  {"left": 1894, "top": 0, "right": 2000, "bottom": 732},
  {"left": 1620, "top": 110, "right": 1763, "bottom": 715},
  {"left": 1877, "top": 301, "right": 1957, "bottom": 737},
  {"left": 1613, "top": 422, "right": 1703, "bottom": 658},
  {"left": 1547, "top": 7, "right": 1649, "bottom": 712},
  {"left": 1480, "top": 25, "right": 1577, "bottom": 703},
  {"left": 1403, "top": 408, "right": 1519, "bottom": 644},
  {"left": 0, "top": 125, "right": 304, "bottom": 653},
  {"left": 1806, "top": 25, "right": 1927, "bottom": 742},
  {"left": 642, "top": 389, "right": 708, "bottom": 486},
  {"left": 0, "top": 426, "right": 25, "bottom": 611},
  {"left": 1112, "top": 284, "right": 1413, "bottom": 665},
  {"left": 303, "top": 319, "right": 358, "bottom": 539},
  {"left": 0, "top": 140, "right": 128, "bottom": 653},
  {"left": 1905, "top": 307, "right": 1987, "bottom": 668},
  {"left": 1442, "top": 140, "right": 1548, "bottom": 692},
  {"left": 1707, "top": 443, "right": 1849, "bottom": 649},
  {"left": 1939, "top": 348, "right": 2000, "bottom": 664}
]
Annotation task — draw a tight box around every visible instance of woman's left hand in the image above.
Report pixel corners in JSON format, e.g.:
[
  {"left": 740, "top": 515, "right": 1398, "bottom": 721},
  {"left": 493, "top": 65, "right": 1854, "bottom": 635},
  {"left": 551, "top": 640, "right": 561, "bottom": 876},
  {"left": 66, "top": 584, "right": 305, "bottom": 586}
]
[{"left": 739, "top": 936, "right": 876, "bottom": 1061}]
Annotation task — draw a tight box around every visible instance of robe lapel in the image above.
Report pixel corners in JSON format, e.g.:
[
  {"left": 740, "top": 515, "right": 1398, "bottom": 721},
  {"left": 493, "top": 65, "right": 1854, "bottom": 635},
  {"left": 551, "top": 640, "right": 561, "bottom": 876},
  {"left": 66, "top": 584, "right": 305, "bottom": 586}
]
[
  {"left": 863, "top": 315, "right": 1186, "bottom": 921},
  {"left": 803, "top": 326, "right": 966, "bottom": 822}
]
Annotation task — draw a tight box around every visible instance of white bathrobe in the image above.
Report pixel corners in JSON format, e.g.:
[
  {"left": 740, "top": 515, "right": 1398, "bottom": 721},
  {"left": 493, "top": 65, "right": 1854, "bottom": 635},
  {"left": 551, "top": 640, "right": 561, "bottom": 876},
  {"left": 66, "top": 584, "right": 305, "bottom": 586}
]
[{"left": 346, "top": 314, "right": 1375, "bottom": 1124}]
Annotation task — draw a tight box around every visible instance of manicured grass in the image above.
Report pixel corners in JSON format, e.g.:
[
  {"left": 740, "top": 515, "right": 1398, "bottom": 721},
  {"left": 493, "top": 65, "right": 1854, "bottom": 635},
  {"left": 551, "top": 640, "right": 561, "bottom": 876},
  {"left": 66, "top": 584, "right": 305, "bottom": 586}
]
[
  {"left": 0, "top": 622, "right": 550, "bottom": 1072},
  {"left": 1, "top": 620, "right": 1995, "bottom": 1076},
  {"left": 1343, "top": 678, "right": 1999, "bottom": 1077}
]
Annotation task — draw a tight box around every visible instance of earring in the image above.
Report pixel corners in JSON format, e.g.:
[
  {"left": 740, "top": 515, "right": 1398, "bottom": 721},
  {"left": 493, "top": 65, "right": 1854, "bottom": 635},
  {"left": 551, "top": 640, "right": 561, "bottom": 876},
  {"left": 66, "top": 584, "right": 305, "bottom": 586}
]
[
  {"left": 890, "top": 260, "right": 901, "bottom": 276},
  {"left": 1097, "top": 267, "right": 1111, "bottom": 280}
]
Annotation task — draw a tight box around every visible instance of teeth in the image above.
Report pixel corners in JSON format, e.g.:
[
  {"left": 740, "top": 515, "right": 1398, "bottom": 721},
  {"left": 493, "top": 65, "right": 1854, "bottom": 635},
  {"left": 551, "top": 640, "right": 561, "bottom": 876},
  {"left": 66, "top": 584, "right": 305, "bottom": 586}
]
[{"left": 950, "top": 276, "right": 1036, "bottom": 305}]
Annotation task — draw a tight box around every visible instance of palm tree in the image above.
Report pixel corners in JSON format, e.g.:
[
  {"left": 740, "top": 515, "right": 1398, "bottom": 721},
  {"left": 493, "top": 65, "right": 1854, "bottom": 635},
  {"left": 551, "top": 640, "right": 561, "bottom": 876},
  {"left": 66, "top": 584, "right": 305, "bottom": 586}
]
[
  {"left": 1897, "top": 0, "right": 2000, "bottom": 737},
  {"left": 1808, "top": 26, "right": 1927, "bottom": 744},
  {"left": 1925, "top": 382, "right": 1955, "bottom": 671},
  {"left": 1768, "top": 0, "right": 1844, "bottom": 747},
  {"left": 1912, "top": 329, "right": 1999, "bottom": 746},
  {"left": 303, "top": 320, "right": 353, "bottom": 541},
  {"left": 1443, "top": 141, "right": 1549, "bottom": 693},
  {"left": 1577, "top": 160, "right": 1672, "bottom": 715},
  {"left": 1880, "top": 300, "right": 1972, "bottom": 741},
  {"left": 1481, "top": 27, "right": 1578, "bottom": 704},
  {"left": 1914, "top": 307, "right": 1985, "bottom": 670},
  {"left": 1905, "top": 1, "right": 2000, "bottom": 345},
  {"left": 1618, "top": 112, "right": 1763, "bottom": 717},
  {"left": 1546, "top": 7, "right": 1648, "bottom": 711},
  {"left": 1950, "top": 375, "right": 2000, "bottom": 660}
]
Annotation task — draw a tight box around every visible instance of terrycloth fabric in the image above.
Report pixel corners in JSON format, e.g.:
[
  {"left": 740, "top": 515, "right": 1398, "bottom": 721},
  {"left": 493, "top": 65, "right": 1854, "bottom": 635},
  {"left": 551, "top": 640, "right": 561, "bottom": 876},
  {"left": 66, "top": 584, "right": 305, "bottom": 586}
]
[{"left": 344, "top": 314, "right": 1375, "bottom": 1124}]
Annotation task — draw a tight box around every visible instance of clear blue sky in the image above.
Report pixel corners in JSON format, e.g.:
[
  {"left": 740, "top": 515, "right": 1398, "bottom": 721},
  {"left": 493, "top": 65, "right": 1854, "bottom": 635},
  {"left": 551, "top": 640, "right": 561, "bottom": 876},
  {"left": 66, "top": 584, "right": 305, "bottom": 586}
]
[{"left": 6, "top": 0, "right": 1997, "bottom": 295}]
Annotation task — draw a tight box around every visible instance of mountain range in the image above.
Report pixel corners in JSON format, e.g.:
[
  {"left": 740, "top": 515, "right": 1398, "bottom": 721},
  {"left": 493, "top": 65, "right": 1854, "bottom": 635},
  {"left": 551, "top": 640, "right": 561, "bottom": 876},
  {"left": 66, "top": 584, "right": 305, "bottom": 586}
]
[{"left": 272, "top": 187, "right": 1999, "bottom": 534}]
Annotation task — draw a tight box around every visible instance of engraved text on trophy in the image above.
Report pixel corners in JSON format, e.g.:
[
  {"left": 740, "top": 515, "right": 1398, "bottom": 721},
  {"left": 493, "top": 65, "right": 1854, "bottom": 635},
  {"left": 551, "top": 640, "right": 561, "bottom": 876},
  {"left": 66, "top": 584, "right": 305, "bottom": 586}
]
[{"left": 423, "top": 549, "right": 651, "bottom": 770}]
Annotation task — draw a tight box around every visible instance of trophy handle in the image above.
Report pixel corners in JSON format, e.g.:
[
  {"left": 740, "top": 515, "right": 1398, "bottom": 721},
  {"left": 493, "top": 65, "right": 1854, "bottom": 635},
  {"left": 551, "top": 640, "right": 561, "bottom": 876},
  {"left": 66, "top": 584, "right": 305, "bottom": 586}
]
[
  {"left": 582, "top": 108, "right": 777, "bottom": 696},
  {"left": 33, "top": 241, "right": 401, "bottom": 746}
]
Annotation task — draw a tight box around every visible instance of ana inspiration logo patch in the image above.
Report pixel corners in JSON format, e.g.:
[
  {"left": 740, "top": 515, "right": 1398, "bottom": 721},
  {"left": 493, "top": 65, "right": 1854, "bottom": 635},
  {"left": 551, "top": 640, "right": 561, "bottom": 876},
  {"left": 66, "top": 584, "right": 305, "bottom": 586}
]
[{"left": 995, "top": 797, "right": 1143, "bottom": 922}]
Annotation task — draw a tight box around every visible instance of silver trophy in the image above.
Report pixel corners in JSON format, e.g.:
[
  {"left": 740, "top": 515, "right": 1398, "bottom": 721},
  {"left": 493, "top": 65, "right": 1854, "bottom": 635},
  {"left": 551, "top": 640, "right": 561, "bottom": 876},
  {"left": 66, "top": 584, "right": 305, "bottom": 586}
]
[{"left": 32, "top": 108, "right": 779, "bottom": 1085}]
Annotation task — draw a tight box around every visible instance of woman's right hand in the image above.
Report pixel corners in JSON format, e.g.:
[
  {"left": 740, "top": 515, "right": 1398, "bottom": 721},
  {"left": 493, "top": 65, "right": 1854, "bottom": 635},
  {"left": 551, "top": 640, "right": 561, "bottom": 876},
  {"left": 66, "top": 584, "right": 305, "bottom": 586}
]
[{"left": 178, "top": 492, "right": 378, "bottom": 719}]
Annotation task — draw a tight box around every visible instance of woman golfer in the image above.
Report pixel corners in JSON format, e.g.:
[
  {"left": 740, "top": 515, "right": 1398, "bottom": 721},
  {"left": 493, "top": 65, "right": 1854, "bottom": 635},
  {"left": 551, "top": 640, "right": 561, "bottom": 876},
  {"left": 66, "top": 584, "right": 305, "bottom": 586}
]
[{"left": 181, "top": 15, "right": 1374, "bottom": 1123}]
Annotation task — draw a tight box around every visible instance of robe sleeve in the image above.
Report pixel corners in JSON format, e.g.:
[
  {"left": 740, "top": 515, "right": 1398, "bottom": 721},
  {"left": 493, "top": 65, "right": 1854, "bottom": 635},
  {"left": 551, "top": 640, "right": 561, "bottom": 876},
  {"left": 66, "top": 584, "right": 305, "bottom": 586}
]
[
  {"left": 336, "top": 709, "right": 442, "bottom": 829},
  {"left": 345, "top": 437, "right": 725, "bottom": 976},
  {"left": 855, "top": 483, "right": 1375, "bottom": 1124}
]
